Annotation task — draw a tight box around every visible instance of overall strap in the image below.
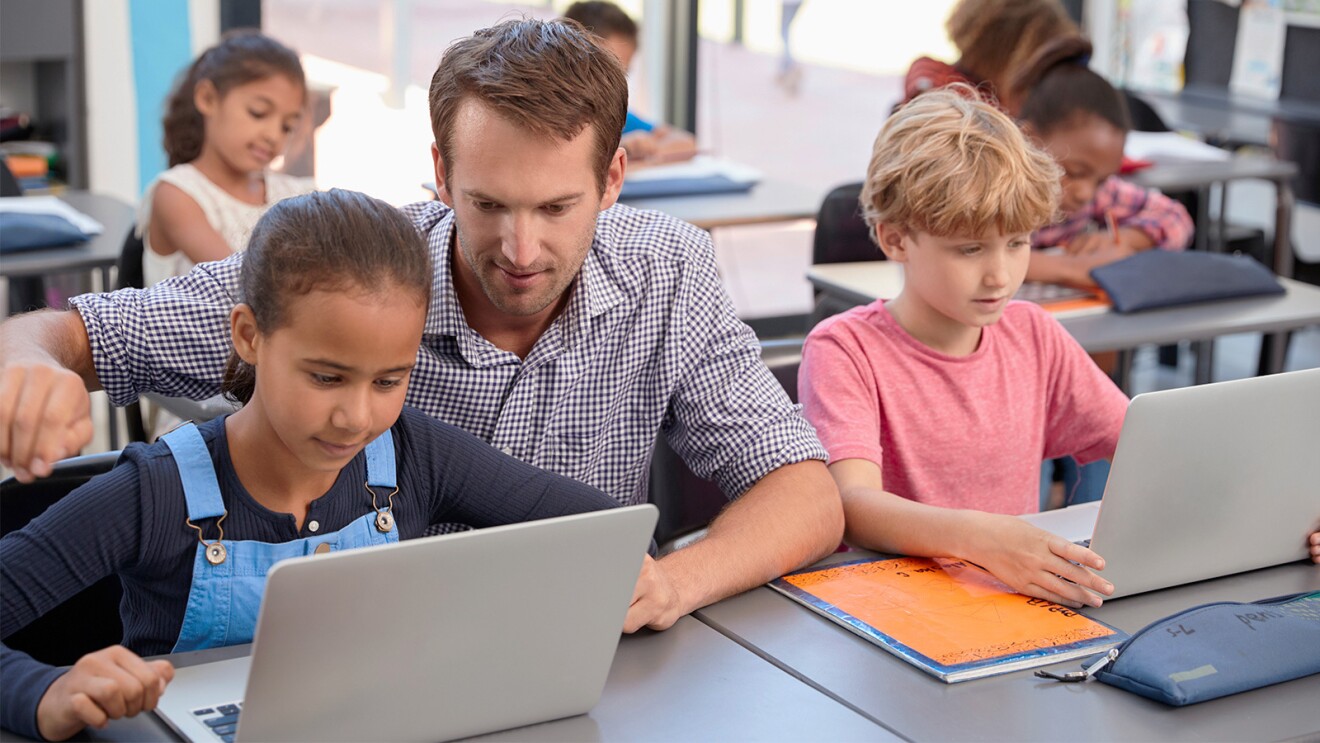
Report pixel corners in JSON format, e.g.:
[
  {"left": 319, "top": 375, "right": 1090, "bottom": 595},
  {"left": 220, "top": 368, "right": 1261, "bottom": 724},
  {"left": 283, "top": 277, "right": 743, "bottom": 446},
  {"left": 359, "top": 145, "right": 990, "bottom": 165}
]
[
  {"left": 364, "top": 429, "right": 397, "bottom": 490},
  {"left": 160, "top": 423, "right": 226, "bottom": 521}
]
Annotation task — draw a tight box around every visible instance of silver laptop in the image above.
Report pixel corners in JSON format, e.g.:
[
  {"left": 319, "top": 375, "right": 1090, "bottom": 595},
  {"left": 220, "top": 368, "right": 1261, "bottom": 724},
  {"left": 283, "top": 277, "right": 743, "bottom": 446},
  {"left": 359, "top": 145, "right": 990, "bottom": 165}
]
[
  {"left": 156, "top": 504, "right": 657, "bottom": 742},
  {"left": 1024, "top": 367, "right": 1320, "bottom": 599}
]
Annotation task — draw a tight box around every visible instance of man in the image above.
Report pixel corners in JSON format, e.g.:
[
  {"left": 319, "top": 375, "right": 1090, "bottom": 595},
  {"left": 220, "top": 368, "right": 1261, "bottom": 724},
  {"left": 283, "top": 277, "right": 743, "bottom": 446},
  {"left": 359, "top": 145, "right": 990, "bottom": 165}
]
[{"left": 0, "top": 20, "right": 843, "bottom": 632}]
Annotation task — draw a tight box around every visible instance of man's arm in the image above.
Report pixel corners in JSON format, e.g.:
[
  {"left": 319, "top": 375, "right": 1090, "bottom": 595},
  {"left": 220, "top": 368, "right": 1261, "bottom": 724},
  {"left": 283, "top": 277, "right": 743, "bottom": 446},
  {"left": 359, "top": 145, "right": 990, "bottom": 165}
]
[
  {"left": 0, "top": 310, "right": 100, "bottom": 481},
  {"left": 624, "top": 458, "right": 842, "bottom": 632}
]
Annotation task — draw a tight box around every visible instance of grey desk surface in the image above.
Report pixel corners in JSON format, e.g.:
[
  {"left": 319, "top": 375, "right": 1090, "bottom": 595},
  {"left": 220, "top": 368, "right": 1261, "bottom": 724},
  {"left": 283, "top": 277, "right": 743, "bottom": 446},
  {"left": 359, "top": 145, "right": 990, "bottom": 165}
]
[
  {"left": 2, "top": 616, "right": 886, "bottom": 742},
  {"left": 696, "top": 553, "right": 1320, "bottom": 743},
  {"left": 1126, "top": 156, "right": 1298, "bottom": 193},
  {"left": 0, "top": 192, "right": 134, "bottom": 279},
  {"left": 807, "top": 261, "right": 1320, "bottom": 354},
  {"left": 1133, "top": 86, "right": 1320, "bottom": 147},
  {"left": 620, "top": 179, "right": 822, "bottom": 231}
]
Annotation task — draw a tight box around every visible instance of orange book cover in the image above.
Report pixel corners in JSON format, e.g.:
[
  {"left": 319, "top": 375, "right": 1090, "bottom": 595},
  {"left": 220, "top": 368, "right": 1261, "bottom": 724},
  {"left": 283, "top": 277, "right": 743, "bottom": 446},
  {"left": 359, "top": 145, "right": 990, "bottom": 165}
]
[{"left": 770, "top": 556, "right": 1126, "bottom": 682}]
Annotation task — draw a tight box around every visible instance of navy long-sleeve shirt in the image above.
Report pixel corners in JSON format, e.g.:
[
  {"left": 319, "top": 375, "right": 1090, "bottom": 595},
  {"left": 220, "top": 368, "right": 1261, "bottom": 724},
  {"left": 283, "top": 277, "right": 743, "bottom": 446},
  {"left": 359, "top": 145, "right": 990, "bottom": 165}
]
[{"left": 1, "top": 407, "right": 620, "bottom": 739}]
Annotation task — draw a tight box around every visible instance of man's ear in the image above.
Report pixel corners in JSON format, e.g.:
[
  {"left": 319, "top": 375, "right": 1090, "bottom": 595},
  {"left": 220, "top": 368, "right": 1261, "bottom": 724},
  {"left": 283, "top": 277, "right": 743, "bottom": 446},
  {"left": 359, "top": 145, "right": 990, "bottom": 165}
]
[
  {"left": 875, "top": 223, "right": 910, "bottom": 262},
  {"left": 598, "top": 146, "right": 627, "bottom": 211},
  {"left": 431, "top": 142, "right": 455, "bottom": 207},
  {"left": 230, "top": 304, "right": 261, "bottom": 364},
  {"left": 194, "top": 79, "right": 221, "bottom": 116}
]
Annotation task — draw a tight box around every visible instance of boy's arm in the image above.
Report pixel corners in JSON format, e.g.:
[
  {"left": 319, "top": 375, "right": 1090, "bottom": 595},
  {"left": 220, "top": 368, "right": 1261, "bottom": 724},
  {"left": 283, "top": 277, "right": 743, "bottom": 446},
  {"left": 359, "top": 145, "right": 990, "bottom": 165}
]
[
  {"left": 829, "top": 458, "right": 1113, "bottom": 608},
  {"left": 0, "top": 310, "right": 100, "bottom": 481}
]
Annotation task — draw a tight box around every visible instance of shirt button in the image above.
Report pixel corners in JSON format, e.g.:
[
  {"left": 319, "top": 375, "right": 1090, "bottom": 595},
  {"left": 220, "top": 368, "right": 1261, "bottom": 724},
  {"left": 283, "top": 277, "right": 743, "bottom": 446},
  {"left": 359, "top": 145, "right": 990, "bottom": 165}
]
[{"left": 307, "top": 520, "right": 320, "bottom": 533}]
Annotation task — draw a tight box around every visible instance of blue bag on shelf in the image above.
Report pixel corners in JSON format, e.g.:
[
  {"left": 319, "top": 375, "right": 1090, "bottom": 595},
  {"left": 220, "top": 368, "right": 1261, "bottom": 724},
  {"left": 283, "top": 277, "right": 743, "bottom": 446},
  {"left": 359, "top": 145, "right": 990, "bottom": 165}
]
[
  {"left": 0, "top": 211, "right": 91, "bottom": 253},
  {"left": 1089, "top": 249, "right": 1284, "bottom": 313},
  {"left": 1038, "top": 592, "right": 1320, "bottom": 705}
]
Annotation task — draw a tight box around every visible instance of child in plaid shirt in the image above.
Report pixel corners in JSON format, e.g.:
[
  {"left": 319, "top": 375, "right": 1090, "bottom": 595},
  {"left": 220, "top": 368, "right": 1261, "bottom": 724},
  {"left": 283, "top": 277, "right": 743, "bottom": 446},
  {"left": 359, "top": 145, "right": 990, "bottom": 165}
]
[{"left": 1013, "top": 38, "right": 1193, "bottom": 287}]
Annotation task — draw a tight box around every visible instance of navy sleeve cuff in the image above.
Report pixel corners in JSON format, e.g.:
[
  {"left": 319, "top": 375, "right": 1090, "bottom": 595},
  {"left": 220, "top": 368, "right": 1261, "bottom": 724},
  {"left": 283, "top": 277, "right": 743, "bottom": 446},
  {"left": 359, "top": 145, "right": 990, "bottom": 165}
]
[{"left": 1, "top": 644, "right": 66, "bottom": 740}]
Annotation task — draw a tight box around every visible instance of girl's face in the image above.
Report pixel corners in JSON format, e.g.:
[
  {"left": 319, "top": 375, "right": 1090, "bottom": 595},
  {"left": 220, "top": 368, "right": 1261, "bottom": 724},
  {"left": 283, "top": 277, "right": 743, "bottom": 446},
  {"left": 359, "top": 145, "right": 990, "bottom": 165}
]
[
  {"left": 1035, "top": 115, "right": 1125, "bottom": 214},
  {"left": 196, "top": 73, "right": 305, "bottom": 176},
  {"left": 233, "top": 283, "right": 426, "bottom": 477}
]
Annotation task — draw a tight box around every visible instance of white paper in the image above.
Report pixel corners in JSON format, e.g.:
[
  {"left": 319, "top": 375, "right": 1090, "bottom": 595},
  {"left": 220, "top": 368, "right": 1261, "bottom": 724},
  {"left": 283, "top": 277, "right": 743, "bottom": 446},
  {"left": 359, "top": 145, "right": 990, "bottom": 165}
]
[
  {"left": 625, "top": 155, "right": 762, "bottom": 184},
  {"left": 1230, "top": 0, "right": 1287, "bottom": 99},
  {"left": 1124, "top": 131, "right": 1232, "bottom": 163},
  {"left": 0, "top": 195, "right": 104, "bottom": 234}
]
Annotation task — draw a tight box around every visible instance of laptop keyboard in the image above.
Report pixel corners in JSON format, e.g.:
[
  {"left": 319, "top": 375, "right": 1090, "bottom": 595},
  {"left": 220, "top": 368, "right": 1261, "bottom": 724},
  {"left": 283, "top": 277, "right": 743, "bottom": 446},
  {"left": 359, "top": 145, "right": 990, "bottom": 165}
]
[{"left": 191, "top": 701, "right": 243, "bottom": 742}]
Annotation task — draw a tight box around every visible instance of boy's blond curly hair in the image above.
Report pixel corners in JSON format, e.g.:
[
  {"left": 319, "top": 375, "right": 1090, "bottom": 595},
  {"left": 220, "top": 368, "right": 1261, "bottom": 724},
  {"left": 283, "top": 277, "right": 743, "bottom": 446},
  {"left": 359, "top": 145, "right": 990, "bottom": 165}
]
[{"left": 861, "top": 86, "right": 1062, "bottom": 241}]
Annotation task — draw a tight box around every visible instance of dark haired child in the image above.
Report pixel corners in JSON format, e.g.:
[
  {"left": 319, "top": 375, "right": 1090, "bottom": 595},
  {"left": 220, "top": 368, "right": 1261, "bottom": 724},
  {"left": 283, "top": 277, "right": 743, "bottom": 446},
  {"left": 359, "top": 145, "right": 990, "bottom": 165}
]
[
  {"left": 0, "top": 190, "right": 621, "bottom": 742},
  {"left": 1013, "top": 37, "right": 1193, "bottom": 287},
  {"left": 562, "top": 1, "right": 696, "bottom": 165},
  {"left": 140, "top": 30, "right": 315, "bottom": 288}
]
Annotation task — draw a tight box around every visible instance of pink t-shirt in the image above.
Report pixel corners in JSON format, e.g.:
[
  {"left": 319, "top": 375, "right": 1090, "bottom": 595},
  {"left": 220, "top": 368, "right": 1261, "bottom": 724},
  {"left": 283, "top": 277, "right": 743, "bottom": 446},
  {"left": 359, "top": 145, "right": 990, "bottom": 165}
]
[{"left": 800, "top": 300, "right": 1128, "bottom": 515}]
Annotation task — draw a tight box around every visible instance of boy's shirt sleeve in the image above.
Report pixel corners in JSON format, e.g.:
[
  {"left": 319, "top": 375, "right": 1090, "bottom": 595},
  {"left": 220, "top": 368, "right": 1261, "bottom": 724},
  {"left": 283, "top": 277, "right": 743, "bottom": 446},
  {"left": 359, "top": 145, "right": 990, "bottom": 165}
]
[
  {"left": 1034, "top": 309, "right": 1130, "bottom": 465},
  {"left": 1, "top": 460, "right": 148, "bottom": 740},
  {"left": 68, "top": 254, "right": 243, "bottom": 407},
  {"left": 1098, "top": 176, "right": 1194, "bottom": 250},
  {"left": 799, "top": 325, "right": 885, "bottom": 473}
]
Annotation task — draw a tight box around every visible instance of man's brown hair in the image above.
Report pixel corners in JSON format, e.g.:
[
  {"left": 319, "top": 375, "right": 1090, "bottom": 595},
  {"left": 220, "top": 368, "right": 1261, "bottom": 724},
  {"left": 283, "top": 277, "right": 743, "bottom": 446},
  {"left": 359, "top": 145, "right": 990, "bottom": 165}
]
[{"left": 428, "top": 19, "right": 628, "bottom": 192}]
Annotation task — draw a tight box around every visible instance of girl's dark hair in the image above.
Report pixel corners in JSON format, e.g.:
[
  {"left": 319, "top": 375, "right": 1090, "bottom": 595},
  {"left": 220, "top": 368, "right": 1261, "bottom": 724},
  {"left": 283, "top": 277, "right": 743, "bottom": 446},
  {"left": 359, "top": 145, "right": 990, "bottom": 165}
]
[
  {"left": 163, "top": 29, "right": 306, "bottom": 167},
  {"left": 1013, "top": 36, "right": 1132, "bottom": 136},
  {"left": 221, "top": 189, "right": 433, "bottom": 405}
]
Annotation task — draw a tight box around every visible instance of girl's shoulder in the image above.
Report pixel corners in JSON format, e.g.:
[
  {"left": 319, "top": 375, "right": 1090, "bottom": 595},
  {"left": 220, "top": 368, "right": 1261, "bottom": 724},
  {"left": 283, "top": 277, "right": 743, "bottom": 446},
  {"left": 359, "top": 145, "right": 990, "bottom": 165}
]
[{"left": 263, "top": 171, "right": 317, "bottom": 202}]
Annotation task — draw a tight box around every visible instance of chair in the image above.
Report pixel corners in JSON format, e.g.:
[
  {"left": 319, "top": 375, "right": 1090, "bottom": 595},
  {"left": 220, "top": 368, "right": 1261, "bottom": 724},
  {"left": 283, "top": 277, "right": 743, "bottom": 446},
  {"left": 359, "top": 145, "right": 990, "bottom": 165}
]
[
  {"left": 648, "top": 339, "right": 803, "bottom": 549},
  {"left": 810, "top": 182, "right": 881, "bottom": 326},
  {"left": 117, "top": 225, "right": 150, "bottom": 443},
  {"left": 1, "top": 452, "right": 125, "bottom": 667}
]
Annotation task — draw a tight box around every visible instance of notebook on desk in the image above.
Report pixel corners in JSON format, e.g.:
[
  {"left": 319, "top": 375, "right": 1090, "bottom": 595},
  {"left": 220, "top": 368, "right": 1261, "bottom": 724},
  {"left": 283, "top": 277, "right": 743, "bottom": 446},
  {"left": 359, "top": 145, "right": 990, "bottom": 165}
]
[
  {"left": 154, "top": 505, "right": 657, "bottom": 742},
  {"left": 1022, "top": 367, "right": 1320, "bottom": 599},
  {"left": 618, "top": 156, "right": 760, "bottom": 200}
]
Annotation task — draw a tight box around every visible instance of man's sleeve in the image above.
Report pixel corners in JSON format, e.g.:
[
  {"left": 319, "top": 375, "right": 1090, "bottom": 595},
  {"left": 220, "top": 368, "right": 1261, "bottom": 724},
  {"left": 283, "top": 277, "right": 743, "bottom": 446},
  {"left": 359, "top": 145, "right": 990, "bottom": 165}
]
[
  {"left": 68, "top": 256, "right": 243, "bottom": 405},
  {"left": 663, "top": 235, "right": 827, "bottom": 499}
]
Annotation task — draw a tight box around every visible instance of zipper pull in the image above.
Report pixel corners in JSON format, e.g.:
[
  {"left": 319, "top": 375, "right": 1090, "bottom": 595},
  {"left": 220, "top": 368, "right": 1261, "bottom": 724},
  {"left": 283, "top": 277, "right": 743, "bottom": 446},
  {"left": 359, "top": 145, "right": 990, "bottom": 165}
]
[{"left": 1035, "top": 647, "right": 1119, "bottom": 683}]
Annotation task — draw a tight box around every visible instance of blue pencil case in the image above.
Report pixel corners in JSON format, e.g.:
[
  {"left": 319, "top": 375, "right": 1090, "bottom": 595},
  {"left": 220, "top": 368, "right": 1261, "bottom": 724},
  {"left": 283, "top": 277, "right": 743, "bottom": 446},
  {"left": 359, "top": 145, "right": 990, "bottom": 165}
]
[
  {"left": 1089, "top": 250, "right": 1284, "bottom": 313},
  {"left": 0, "top": 211, "right": 92, "bottom": 253},
  {"left": 1038, "top": 592, "right": 1320, "bottom": 705}
]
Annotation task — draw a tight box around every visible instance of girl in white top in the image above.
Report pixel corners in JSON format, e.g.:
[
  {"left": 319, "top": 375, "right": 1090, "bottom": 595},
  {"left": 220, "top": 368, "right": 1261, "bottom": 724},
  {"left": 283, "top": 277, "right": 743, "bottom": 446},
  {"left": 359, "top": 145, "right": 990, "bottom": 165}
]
[{"left": 139, "top": 31, "right": 316, "bottom": 287}]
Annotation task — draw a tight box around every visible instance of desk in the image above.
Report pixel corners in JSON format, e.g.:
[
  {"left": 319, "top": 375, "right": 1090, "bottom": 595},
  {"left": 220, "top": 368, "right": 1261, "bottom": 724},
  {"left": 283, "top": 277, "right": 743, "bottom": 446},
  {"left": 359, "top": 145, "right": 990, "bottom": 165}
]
[
  {"left": 0, "top": 192, "right": 133, "bottom": 289},
  {"left": 0, "top": 617, "right": 887, "bottom": 742},
  {"left": 1133, "top": 85, "right": 1320, "bottom": 148},
  {"left": 807, "top": 261, "right": 1320, "bottom": 387},
  {"left": 620, "top": 179, "right": 822, "bottom": 231},
  {"left": 696, "top": 555, "right": 1320, "bottom": 742}
]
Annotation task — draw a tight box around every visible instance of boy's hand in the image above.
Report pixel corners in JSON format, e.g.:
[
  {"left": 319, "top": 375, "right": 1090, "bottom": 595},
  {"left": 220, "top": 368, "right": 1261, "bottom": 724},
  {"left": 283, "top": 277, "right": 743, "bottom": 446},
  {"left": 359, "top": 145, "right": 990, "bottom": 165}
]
[
  {"left": 0, "top": 362, "right": 95, "bottom": 482},
  {"left": 964, "top": 514, "right": 1113, "bottom": 609},
  {"left": 36, "top": 646, "right": 174, "bottom": 741},
  {"left": 1310, "top": 531, "right": 1320, "bottom": 564},
  {"left": 623, "top": 554, "right": 682, "bottom": 633}
]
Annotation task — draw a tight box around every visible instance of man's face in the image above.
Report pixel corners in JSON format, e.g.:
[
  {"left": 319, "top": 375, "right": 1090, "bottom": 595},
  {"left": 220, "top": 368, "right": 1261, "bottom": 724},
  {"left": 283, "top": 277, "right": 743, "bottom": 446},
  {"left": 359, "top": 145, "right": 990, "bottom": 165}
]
[{"left": 433, "top": 99, "right": 624, "bottom": 321}]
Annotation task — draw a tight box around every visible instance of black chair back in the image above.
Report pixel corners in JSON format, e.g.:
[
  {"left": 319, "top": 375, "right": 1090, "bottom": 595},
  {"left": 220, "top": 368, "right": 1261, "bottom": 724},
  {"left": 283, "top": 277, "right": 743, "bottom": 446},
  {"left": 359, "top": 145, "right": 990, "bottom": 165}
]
[
  {"left": 812, "top": 182, "right": 878, "bottom": 265},
  {"left": 1, "top": 453, "right": 125, "bottom": 667}
]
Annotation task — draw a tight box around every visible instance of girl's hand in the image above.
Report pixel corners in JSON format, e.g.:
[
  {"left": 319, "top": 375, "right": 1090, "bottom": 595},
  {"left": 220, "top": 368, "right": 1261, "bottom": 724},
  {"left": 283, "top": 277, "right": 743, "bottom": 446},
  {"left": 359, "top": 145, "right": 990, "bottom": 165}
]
[
  {"left": 963, "top": 513, "right": 1114, "bottom": 609},
  {"left": 36, "top": 646, "right": 175, "bottom": 741},
  {"left": 1065, "top": 227, "right": 1152, "bottom": 256}
]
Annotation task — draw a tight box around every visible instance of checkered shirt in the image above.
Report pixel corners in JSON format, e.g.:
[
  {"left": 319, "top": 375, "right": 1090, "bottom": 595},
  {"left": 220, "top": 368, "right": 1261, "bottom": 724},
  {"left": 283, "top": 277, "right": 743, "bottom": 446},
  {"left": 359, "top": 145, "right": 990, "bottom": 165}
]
[
  {"left": 1033, "top": 176, "right": 1194, "bottom": 251},
  {"left": 71, "top": 201, "right": 826, "bottom": 506}
]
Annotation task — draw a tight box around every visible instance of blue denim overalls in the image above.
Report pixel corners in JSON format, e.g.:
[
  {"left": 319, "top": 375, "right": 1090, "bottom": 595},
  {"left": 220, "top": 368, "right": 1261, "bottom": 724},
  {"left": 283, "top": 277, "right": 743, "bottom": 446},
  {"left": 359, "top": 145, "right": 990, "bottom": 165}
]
[{"left": 160, "top": 422, "right": 400, "bottom": 653}]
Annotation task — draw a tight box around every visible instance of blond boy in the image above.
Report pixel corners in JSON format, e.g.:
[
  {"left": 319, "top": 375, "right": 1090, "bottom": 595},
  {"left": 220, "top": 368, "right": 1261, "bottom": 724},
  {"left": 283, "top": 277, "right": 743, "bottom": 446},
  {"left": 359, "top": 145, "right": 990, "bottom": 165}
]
[{"left": 800, "top": 88, "right": 1125, "bottom": 607}]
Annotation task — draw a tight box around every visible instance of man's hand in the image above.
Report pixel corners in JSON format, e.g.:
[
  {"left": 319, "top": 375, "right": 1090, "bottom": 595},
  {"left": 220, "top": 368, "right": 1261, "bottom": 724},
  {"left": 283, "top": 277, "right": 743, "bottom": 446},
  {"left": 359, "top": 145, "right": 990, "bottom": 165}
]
[
  {"left": 623, "top": 554, "right": 684, "bottom": 633},
  {"left": 0, "top": 362, "right": 94, "bottom": 482},
  {"left": 965, "top": 513, "right": 1113, "bottom": 608},
  {"left": 36, "top": 646, "right": 174, "bottom": 742}
]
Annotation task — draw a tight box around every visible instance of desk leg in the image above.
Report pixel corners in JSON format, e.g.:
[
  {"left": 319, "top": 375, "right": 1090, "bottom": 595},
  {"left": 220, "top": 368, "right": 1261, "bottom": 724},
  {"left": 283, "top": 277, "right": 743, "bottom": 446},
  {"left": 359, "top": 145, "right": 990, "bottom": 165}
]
[
  {"left": 1257, "top": 180, "right": 1295, "bottom": 378},
  {"left": 1113, "top": 349, "right": 1134, "bottom": 394},
  {"left": 1192, "top": 339, "right": 1215, "bottom": 385}
]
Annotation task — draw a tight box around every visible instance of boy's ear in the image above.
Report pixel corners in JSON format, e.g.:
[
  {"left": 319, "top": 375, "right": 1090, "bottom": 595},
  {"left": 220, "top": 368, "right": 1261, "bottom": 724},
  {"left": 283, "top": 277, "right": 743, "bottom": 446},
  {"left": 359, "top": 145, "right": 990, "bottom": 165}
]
[
  {"left": 230, "top": 304, "right": 261, "bottom": 364},
  {"left": 875, "top": 223, "right": 909, "bottom": 262},
  {"left": 194, "top": 79, "right": 220, "bottom": 116}
]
